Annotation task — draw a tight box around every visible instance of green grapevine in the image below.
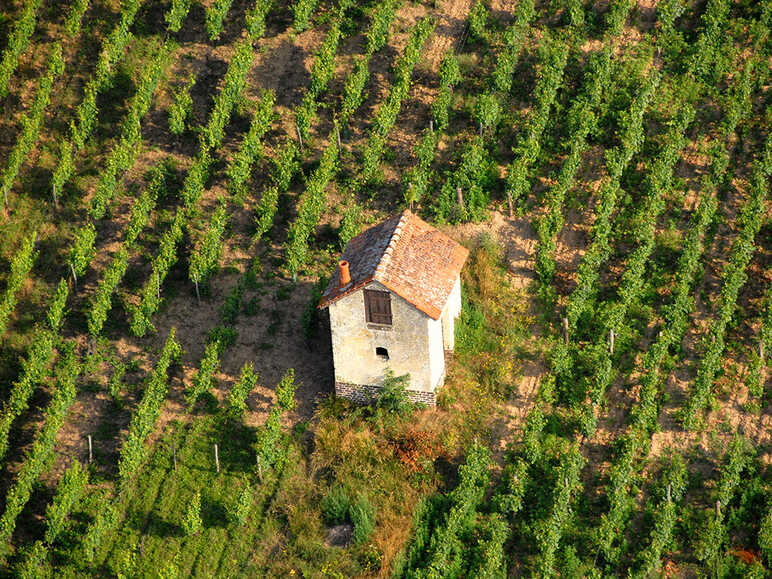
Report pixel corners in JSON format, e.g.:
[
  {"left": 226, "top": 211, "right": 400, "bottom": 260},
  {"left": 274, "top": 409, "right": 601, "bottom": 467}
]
[
  {"left": 0, "top": 0, "right": 43, "bottom": 97},
  {"left": 0, "top": 231, "right": 37, "bottom": 337}
]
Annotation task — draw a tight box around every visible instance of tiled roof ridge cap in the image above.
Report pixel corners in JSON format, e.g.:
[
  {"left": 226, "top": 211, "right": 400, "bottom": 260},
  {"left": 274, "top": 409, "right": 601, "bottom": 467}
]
[{"left": 373, "top": 210, "right": 411, "bottom": 280}]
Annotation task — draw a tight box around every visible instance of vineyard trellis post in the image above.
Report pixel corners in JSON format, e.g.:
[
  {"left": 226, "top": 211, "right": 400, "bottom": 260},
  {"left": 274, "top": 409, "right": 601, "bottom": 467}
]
[
  {"left": 429, "top": 119, "right": 433, "bottom": 134},
  {"left": 173, "top": 440, "right": 177, "bottom": 471},
  {"left": 214, "top": 443, "right": 219, "bottom": 473},
  {"left": 70, "top": 263, "right": 78, "bottom": 292},
  {"left": 87, "top": 435, "right": 92, "bottom": 464},
  {"left": 194, "top": 273, "right": 200, "bottom": 304},
  {"left": 295, "top": 124, "right": 303, "bottom": 149},
  {"left": 609, "top": 329, "right": 614, "bottom": 355},
  {"left": 563, "top": 317, "right": 569, "bottom": 344},
  {"left": 456, "top": 186, "right": 464, "bottom": 210}
]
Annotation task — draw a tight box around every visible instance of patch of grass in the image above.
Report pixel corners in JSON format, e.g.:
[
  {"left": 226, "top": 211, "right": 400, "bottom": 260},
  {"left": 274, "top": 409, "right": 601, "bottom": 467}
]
[{"left": 321, "top": 484, "right": 351, "bottom": 525}]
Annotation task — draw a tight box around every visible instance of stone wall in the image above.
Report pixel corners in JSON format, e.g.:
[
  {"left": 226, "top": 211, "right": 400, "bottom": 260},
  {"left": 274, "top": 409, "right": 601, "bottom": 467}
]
[
  {"left": 328, "top": 280, "right": 445, "bottom": 392},
  {"left": 440, "top": 276, "right": 462, "bottom": 351},
  {"left": 335, "top": 382, "right": 436, "bottom": 407}
]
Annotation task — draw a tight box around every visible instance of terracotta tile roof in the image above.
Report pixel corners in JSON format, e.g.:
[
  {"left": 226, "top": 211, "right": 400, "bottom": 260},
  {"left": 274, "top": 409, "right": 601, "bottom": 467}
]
[{"left": 318, "top": 210, "right": 469, "bottom": 319}]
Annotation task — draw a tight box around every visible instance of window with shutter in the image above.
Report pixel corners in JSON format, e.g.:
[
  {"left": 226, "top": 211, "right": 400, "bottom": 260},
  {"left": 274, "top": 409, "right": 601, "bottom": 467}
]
[{"left": 364, "top": 289, "right": 392, "bottom": 325}]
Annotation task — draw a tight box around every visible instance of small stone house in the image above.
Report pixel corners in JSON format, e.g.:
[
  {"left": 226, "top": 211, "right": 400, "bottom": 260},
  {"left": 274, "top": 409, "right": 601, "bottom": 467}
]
[{"left": 318, "top": 210, "right": 468, "bottom": 406}]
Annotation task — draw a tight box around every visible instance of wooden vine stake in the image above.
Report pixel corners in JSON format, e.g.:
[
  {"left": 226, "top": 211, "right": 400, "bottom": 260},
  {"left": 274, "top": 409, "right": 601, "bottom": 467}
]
[
  {"left": 429, "top": 119, "right": 433, "bottom": 134},
  {"left": 456, "top": 186, "right": 464, "bottom": 210},
  {"left": 214, "top": 443, "right": 220, "bottom": 473},
  {"left": 562, "top": 317, "right": 569, "bottom": 345},
  {"left": 295, "top": 124, "right": 303, "bottom": 149},
  {"left": 257, "top": 455, "right": 263, "bottom": 481},
  {"left": 609, "top": 329, "right": 615, "bottom": 355},
  {"left": 666, "top": 483, "right": 671, "bottom": 503},
  {"left": 173, "top": 441, "right": 177, "bottom": 471},
  {"left": 194, "top": 273, "right": 200, "bottom": 304},
  {"left": 70, "top": 263, "right": 78, "bottom": 292},
  {"left": 87, "top": 435, "right": 93, "bottom": 464}
]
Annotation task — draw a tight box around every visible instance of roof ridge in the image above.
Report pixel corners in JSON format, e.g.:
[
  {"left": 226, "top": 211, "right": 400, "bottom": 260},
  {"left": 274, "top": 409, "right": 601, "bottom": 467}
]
[{"left": 373, "top": 210, "right": 411, "bottom": 280}]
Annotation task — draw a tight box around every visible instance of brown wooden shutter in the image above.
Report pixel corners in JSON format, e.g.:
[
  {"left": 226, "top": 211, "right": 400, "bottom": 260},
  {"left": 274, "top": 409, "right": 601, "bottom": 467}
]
[{"left": 364, "top": 289, "right": 392, "bottom": 325}]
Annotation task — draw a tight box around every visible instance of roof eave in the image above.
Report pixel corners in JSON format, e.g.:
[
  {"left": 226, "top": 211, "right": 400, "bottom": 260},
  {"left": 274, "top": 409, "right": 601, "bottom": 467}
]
[{"left": 317, "top": 276, "right": 375, "bottom": 310}]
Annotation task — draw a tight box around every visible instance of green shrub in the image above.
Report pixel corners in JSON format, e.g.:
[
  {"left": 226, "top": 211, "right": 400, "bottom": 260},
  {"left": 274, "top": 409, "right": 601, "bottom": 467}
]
[
  {"left": 276, "top": 368, "right": 296, "bottom": 411},
  {"left": 321, "top": 484, "right": 351, "bottom": 525},
  {"left": 228, "top": 362, "right": 258, "bottom": 417},
  {"left": 207, "top": 325, "right": 237, "bottom": 349},
  {"left": 169, "top": 75, "right": 195, "bottom": 135},
  {"left": 455, "top": 301, "right": 488, "bottom": 356},
  {"left": 321, "top": 486, "right": 376, "bottom": 544},
  {"left": 182, "top": 491, "right": 203, "bottom": 535},
  {"left": 375, "top": 370, "right": 414, "bottom": 416},
  {"left": 232, "top": 482, "right": 252, "bottom": 526},
  {"left": 108, "top": 362, "right": 126, "bottom": 400},
  {"left": 350, "top": 495, "right": 376, "bottom": 544},
  {"left": 468, "top": 0, "right": 488, "bottom": 42}
]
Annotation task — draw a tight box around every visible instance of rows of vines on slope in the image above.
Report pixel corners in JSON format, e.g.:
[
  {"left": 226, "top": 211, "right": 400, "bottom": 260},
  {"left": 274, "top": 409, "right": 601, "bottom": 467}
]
[
  {"left": 359, "top": 17, "right": 435, "bottom": 186},
  {"left": 0, "top": 0, "right": 202, "bottom": 565},
  {"left": 50, "top": 0, "right": 146, "bottom": 203},
  {"left": 128, "top": 35, "right": 259, "bottom": 336},
  {"left": 579, "top": 1, "right": 770, "bottom": 570},
  {"left": 681, "top": 131, "right": 772, "bottom": 429},
  {"left": 0, "top": 0, "right": 43, "bottom": 97},
  {"left": 80, "top": 330, "right": 181, "bottom": 562},
  {"left": 0, "top": 346, "right": 80, "bottom": 562},
  {"left": 285, "top": 11, "right": 431, "bottom": 278},
  {"left": 402, "top": 52, "right": 461, "bottom": 209},
  {"left": 249, "top": 0, "right": 398, "bottom": 252},
  {"left": 534, "top": 0, "right": 636, "bottom": 305},
  {"left": 89, "top": 42, "right": 174, "bottom": 220},
  {"left": 0, "top": 0, "right": 89, "bottom": 205},
  {"left": 15, "top": 460, "right": 88, "bottom": 577},
  {"left": 0, "top": 0, "right": 192, "bottom": 465},
  {"left": 295, "top": 2, "right": 351, "bottom": 141},
  {"left": 595, "top": 48, "right": 767, "bottom": 562},
  {"left": 86, "top": 170, "right": 164, "bottom": 337},
  {"left": 480, "top": 3, "right": 680, "bottom": 575},
  {"left": 503, "top": 37, "right": 569, "bottom": 215}
]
